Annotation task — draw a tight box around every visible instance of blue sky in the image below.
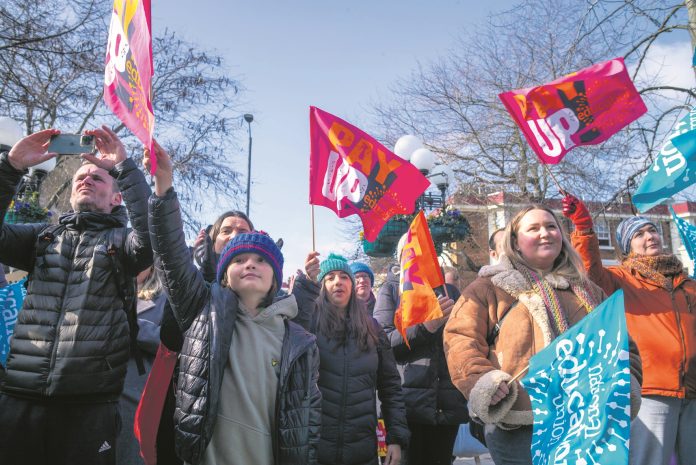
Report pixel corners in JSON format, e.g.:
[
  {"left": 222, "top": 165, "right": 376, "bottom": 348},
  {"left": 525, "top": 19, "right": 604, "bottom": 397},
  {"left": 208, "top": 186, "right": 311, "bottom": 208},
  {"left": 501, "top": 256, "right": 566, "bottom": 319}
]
[{"left": 155, "top": 1, "right": 516, "bottom": 275}]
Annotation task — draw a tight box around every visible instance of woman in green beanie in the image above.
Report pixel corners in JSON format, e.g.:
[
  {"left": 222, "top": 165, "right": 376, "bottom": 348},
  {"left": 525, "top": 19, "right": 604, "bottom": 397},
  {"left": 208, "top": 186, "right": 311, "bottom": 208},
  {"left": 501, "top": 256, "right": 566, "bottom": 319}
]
[{"left": 294, "top": 252, "right": 410, "bottom": 465}]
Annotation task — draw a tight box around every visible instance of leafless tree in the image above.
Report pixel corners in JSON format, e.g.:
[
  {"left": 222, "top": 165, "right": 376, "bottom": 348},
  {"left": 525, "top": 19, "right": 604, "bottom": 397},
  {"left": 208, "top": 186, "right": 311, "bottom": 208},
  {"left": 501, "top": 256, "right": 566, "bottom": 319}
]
[
  {"left": 372, "top": 0, "right": 695, "bottom": 207},
  {"left": 0, "top": 0, "right": 246, "bottom": 232}
]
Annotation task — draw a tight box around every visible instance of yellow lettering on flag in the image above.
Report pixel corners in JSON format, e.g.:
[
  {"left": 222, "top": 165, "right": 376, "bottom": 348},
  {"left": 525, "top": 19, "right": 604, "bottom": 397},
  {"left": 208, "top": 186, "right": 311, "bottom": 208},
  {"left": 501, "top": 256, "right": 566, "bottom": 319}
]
[
  {"left": 328, "top": 121, "right": 355, "bottom": 151},
  {"left": 345, "top": 138, "right": 373, "bottom": 174},
  {"left": 375, "top": 149, "right": 402, "bottom": 184}
]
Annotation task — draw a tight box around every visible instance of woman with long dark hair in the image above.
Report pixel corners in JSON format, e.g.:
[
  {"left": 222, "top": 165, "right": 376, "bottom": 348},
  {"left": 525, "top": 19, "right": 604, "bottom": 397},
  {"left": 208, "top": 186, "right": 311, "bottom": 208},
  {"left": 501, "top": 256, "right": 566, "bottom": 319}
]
[{"left": 295, "top": 253, "right": 409, "bottom": 465}]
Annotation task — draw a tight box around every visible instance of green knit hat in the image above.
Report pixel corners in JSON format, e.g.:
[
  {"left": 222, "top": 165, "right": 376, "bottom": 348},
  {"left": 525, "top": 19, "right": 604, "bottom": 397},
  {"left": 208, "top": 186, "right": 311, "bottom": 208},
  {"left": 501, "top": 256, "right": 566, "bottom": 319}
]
[{"left": 318, "top": 253, "right": 354, "bottom": 284}]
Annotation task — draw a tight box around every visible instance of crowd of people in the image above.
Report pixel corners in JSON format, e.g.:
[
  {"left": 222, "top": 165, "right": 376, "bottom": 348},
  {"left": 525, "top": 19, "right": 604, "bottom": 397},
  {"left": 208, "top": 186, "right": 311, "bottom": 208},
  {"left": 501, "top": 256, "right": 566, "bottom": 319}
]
[{"left": 0, "top": 128, "right": 693, "bottom": 465}]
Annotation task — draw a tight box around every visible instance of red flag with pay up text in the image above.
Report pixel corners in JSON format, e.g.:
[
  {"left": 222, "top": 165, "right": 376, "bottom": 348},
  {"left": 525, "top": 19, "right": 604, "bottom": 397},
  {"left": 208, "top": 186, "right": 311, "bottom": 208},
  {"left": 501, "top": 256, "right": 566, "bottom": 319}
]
[
  {"left": 309, "top": 106, "right": 430, "bottom": 241},
  {"left": 498, "top": 58, "right": 646, "bottom": 164}
]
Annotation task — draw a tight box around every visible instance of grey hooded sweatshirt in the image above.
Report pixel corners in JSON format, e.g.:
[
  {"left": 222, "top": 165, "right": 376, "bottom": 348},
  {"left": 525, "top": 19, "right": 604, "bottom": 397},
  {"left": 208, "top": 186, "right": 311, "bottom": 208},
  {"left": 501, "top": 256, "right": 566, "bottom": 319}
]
[{"left": 202, "top": 296, "right": 298, "bottom": 465}]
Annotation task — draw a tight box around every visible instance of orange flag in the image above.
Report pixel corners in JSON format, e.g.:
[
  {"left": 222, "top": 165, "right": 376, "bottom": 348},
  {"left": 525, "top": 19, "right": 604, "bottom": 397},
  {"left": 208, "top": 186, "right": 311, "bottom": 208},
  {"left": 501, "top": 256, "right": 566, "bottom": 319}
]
[{"left": 394, "top": 211, "right": 445, "bottom": 348}]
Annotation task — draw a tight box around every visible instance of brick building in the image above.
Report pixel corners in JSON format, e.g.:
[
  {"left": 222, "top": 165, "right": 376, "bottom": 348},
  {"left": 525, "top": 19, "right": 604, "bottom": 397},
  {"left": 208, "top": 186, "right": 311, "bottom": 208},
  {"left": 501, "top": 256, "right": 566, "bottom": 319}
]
[{"left": 441, "top": 191, "right": 696, "bottom": 291}]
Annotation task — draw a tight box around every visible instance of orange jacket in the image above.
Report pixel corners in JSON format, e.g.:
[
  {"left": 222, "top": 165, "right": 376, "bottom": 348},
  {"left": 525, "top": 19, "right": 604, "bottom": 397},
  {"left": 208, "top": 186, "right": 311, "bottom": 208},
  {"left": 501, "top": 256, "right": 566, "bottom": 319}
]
[{"left": 572, "top": 231, "right": 696, "bottom": 398}]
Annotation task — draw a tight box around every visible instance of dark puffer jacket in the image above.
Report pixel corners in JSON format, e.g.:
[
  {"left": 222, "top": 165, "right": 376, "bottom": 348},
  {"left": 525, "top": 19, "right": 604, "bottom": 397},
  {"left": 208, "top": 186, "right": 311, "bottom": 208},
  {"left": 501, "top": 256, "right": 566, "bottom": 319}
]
[
  {"left": 373, "top": 265, "right": 469, "bottom": 425},
  {"left": 294, "top": 276, "right": 409, "bottom": 465},
  {"left": 149, "top": 189, "right": 322, "bottom": 465},
  {"left": 0, "top": 155, "right": 152, "bottom": 398}
]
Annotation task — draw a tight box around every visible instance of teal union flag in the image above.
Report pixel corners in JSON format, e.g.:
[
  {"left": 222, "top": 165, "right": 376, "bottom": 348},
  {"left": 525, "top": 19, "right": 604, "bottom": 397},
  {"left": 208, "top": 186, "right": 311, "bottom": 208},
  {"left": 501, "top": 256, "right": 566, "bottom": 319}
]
[
  {"left": 0, "top": 277, "right": 27, "bottom": 365},
  {"left": 670, "top": 207, "right": 696, "bottom": 277},
  {"left": 633, "top": 108, "right": 696, "bottom": 213},
  {"left": 521, "top": 290, "right": 630, "bottom": 465}
]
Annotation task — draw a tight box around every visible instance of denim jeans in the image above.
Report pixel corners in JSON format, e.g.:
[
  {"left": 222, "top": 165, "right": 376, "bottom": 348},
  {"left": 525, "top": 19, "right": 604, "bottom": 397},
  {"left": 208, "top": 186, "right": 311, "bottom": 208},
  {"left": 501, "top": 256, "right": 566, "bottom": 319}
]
[
  {"left": 484, "top": 424, "right": 532, "bottom": 465},
  {"left": 630, "top": 395, "right": 696, "bottom": 465}
]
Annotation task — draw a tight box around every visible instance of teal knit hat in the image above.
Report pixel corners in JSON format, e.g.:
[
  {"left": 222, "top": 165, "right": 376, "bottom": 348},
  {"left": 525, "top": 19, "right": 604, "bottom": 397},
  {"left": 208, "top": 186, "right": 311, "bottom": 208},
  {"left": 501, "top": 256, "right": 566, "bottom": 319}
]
[{"left": 318, "top": 253, "right": 354, "bottom": 284}]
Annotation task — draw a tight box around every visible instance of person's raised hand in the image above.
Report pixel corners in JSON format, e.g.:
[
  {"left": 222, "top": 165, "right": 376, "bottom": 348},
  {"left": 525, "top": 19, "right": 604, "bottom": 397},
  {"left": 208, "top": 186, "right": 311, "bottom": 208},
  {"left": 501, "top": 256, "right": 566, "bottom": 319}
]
[
  {"left": 424, "top": 294, "right": 456, "bottom": 333},
  {"left": 193, "top": 228, "right": 207, "bottom": 249},
  {"left": 304, "top": 251, "right": 321, "bottom": 282},
  {"left": 438, "top": 294, "right": 455, "bottom": 318},
  {"left": 143, "top": 139, "right": 173, "bottom": 196},
  {"left": 7, "top": 129, "right": 60, "bottom": 171},
  {"left": 82, "top": 125, "right": 127, "bottom": 171},
  {"left": 561, "top": 192, "right": 593, "bottom": 231}
]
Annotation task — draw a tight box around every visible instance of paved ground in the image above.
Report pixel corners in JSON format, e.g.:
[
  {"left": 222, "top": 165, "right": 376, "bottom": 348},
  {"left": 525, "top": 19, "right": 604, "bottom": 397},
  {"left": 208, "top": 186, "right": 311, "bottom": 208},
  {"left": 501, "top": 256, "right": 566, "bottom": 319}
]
[{"left": 454, "top": 453, "right": 495, "bottom": 464}]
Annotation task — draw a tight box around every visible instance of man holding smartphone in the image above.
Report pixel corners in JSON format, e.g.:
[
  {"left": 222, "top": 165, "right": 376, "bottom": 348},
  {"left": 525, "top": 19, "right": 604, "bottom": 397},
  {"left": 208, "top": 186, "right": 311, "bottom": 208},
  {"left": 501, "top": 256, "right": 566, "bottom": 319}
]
[{"left": 0, "top": 126, "right": 152, "bottom": 465}]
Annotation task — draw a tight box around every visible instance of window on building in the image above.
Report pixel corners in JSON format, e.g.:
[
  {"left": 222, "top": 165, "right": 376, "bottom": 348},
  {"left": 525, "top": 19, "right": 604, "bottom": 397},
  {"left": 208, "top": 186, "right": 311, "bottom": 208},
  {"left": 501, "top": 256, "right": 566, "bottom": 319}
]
[{"left": 595, "top": 220, "right": 612, "bottom": 249}]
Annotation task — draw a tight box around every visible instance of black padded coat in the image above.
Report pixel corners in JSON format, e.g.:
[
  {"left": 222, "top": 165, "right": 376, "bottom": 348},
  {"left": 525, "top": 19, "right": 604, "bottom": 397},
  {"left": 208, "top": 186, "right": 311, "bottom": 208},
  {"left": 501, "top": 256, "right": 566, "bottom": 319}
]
[
  {"left": 373, "top": 265, "right": 469, "bottom": 426},
  {"left": 0, "top": 155, "right": 152, "bottom": 398},
  {"left": 293, "top": 275, "right": 409, "bottom": 465},
  {"left": 148, "top": 189, "right": 322, "bottom": 465}
]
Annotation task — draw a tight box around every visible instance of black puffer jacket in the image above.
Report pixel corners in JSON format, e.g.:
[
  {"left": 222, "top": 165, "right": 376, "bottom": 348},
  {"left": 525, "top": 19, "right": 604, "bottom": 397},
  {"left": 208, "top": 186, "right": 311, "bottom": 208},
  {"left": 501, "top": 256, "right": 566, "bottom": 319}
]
[
  {"left": 149, "top": 189, "right": 322, "bottom": 465},
  {"left": 373, "top": 265, "right": 468, "bottom": 426},
  {"left": 0, "top": 155, "right": 152, "bottom": 398},
  {"left": 294, "top": 276, "right": 409, "bottom": 465}
]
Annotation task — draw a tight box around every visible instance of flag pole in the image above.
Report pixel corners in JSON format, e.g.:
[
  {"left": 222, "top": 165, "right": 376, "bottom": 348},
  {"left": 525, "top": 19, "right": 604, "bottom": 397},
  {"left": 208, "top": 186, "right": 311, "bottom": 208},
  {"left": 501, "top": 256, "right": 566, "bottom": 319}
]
[
  {"left": 507, "top": 365, "right": 529, "bottom": 386},
  {"left": 311, "top": 204, "right": 316, "bottom": 252},
  {"left": 541, "top": 163, "right": 565, "bottom": 194}
]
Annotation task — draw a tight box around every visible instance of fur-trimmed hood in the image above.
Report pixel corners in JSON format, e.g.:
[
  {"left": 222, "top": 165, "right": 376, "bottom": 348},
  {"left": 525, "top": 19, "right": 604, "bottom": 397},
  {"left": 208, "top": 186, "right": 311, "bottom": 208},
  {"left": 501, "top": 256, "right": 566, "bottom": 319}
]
[
  {"left": 444, "top": 255, "right": 606, "bottom": 428},
  {"left": 478, "top": 255, "right": 588, "bottom": 346}
]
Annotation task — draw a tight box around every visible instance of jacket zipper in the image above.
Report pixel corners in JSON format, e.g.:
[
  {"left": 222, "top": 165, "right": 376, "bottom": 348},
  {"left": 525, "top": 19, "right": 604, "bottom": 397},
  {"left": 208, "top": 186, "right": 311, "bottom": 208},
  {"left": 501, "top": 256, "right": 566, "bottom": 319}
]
[
  {"left": 671, "top": 289, "right": 687, "bottom": 393},
  {"left": 46, "top": 231, "right": 79, "bottom": 392}
]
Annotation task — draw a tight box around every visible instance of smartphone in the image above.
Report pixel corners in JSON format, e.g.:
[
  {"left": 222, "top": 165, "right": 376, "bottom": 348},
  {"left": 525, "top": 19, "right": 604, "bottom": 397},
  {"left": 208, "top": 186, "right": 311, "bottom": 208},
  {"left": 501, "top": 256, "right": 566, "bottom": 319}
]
[{"left": 48, "top": 134, "right": 95, "bottom": 155}]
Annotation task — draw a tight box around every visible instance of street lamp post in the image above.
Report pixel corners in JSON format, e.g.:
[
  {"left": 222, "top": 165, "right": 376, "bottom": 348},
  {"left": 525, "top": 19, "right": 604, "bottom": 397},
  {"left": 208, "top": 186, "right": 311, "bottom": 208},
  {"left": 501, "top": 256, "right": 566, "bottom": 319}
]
[{"left": 244, "top": 113, "right": 253, "bottom": 217}]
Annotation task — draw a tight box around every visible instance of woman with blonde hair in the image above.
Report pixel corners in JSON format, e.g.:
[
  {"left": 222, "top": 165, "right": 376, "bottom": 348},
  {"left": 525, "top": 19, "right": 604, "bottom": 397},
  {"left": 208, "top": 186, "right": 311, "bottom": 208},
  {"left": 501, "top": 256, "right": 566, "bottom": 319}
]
[{"left": 443, "top": 205, "right": 642, "bottom": 465}]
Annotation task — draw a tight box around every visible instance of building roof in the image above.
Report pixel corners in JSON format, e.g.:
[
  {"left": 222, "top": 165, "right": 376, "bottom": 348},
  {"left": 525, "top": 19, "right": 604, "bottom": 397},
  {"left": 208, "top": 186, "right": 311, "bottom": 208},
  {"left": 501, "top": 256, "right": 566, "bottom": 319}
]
[{"left": 451, "top": 190, "right": 695, "bottom": 217}]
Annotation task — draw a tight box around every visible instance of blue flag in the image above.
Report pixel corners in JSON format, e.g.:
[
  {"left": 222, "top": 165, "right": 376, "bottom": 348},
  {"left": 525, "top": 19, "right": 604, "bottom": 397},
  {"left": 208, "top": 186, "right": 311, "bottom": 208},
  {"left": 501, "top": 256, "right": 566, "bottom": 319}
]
[
  {"left": 0, "top": 277, "right": 27, "bottom": 365},
  {"left": 521, "top": 290, "right": 630, "bottom": 465},
  {"left": 670, "top": 207, "right": 696, "bottom": 277},
  {"left": 633, "top": 108, "right": 696, "bottom": 212}
]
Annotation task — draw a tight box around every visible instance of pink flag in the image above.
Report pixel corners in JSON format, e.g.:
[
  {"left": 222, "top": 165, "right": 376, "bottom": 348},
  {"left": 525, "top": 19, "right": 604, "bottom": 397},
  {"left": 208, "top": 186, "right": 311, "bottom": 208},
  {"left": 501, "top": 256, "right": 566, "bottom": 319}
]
[
  {"left": 309, "top": 107, "right": 430, "bottom": 242},
  {"left": 499, "top": 58, "right": 646, "bottom": 164},
  {"left": 104, "top": 0, "right": 155, "bottom": 170}
]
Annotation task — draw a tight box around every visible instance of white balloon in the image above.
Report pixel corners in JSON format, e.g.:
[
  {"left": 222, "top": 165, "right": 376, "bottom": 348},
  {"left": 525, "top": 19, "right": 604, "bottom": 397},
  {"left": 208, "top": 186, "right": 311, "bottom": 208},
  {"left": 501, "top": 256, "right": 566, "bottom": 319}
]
[
  {"left": 393, "top": 135, "right": 423, "bottom": 161},
  {"left": 410, "top": 147, "right": 435, "bottom": 172},
  {"left": 0, "top": 117, "right": 23, "bottom": 147}
]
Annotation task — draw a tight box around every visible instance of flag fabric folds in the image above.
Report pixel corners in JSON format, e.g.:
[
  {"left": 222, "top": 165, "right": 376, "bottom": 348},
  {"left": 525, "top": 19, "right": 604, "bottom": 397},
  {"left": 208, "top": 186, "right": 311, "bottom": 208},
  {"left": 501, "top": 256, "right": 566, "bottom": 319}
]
[
  {"left": 521, "top": 290, "right": 631, "bottom": 465},
  {"left": 309, "top": 106, "right": 430, "bottom": 241},
  {"left": 104, "top": 0, "right": 155, "bottom": 169},
  {"left": 499, "top": 58, "right": 646, "bottom": 164},
  {"left": 670, "top": 207, "right": 696, "bottom": 275},
  {"left": 633, "top": 107, "right": 696, "bottom": 212},
  {"left": 0, "top": 277, "right": 27, "bottom": 365},
  {"left": 394, "top": 211, "right": 444, "bottom": 347},
  {"left": 135, "top": 342, "right": 178, "bottom": 465}
]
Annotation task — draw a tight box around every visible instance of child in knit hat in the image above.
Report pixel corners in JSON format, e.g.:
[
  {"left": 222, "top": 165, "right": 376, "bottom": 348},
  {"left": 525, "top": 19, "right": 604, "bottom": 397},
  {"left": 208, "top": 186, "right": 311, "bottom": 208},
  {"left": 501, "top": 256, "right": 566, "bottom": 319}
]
[{"left": 144, "top": 143, "right": 321, "bottom": 465}]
